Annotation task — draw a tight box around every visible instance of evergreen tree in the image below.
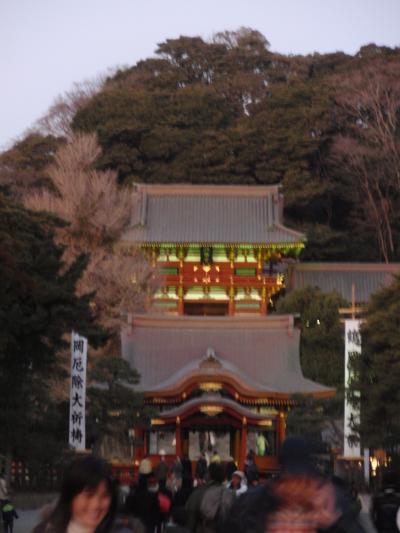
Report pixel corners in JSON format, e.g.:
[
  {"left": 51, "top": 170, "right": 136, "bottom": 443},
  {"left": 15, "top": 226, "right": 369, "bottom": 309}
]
[
  {"left": 0, "top": 195, "right": 106, "bottom": 472},
  {"left": 277, "top": 286, "right": 346, "bottom": 446},
  {"left": 349, "top": 273, "right": 400, "bottom": 451},
  {"left": 277, "top": 286, "right": 345, "bottom": 386},
  {"left": 0, "top": 133, "right": 63, "bottom": 199},
  {"left": 86, "top": 356, "right": 153, "bottom": 454}
]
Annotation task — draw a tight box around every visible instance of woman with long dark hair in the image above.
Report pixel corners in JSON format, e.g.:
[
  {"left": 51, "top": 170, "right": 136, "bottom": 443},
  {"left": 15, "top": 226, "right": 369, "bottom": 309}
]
[{"left": 32, "top": 456, "right": 118, "bottom": 533}]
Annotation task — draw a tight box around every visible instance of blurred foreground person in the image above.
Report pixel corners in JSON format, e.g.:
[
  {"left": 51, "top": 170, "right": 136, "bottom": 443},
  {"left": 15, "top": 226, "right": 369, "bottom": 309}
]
[
  {"left": 267, "top": 475, "right": 338, "bottom": 532},
  {"left": 223, "top": 438, "right": 366, "bottom": 533},
  {"left": 265, "top": 438, "right": 338, "bottom": 533},
  {"left": 32, "top": 455, "right": 118, "bottom": 533},
  {"left": 174, "top": 476, "right": 193, "bottom": 508},
  {"left": 166, "top": 506, "right": 191, "bottom": 533}
]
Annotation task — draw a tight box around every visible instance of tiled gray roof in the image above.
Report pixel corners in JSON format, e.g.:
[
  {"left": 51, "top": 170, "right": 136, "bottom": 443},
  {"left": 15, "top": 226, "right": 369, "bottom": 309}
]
[
  {"left": 122, "top": 184, "right": 305, "bottom": 245},
  {"left": 288, "top": 263, "right": 400, "bottom": 304},
  {"left": 121, "top": 314, "right": 332, "bottom": 395}
]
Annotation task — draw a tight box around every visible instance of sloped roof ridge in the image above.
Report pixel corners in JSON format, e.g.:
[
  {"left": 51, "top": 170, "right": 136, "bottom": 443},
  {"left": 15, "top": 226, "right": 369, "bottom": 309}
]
[
  {"left": 134, "top": 183, "right": 281, "bottom": 196},
  {"left": 291, "top": 262, "right": 400, "bottom": 272},
  {"left": 131, "top": 313, "right": 296, "bottom": 331},
  {"left": 145, "top": 352, "right": 271, "bottom": 392},
  {"left": 158, "top": 395, "right": 276, "bottom": 420}
]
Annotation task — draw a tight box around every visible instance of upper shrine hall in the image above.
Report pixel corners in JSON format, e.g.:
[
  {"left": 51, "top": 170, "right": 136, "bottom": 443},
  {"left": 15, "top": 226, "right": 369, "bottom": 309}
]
[{"left": 122, "top": 183, "right": 306, "bottom": 316}]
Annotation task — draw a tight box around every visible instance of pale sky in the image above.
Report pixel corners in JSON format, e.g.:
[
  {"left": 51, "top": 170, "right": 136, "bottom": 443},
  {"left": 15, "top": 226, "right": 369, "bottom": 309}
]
[{"left": 1, "top": 0, "right": 399, "bottom": 150}]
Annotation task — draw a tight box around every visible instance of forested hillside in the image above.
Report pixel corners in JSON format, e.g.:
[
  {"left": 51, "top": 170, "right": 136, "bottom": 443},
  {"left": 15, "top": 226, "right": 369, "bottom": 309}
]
[{"left": 1, "top": 29, "right": 400, "bottom": 261}]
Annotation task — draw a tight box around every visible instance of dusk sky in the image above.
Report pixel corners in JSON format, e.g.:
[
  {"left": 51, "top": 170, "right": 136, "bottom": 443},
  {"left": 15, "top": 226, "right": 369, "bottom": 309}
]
[{"left": 1, "top": 0, "right": 399, "bottom": 149}]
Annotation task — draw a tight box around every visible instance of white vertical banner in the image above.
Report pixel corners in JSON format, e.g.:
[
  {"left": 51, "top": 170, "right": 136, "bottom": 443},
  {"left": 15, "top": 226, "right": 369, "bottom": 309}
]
[
  {"left": 69, "top": 331, "right": 88, "bottom": 450},
  {"left": 344, "top": 319, "right": 361, "bottom": 457}
]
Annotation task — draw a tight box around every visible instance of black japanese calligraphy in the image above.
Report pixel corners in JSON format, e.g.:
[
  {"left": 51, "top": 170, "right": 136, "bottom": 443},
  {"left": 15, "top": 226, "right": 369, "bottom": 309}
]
[
  {"left": 72, "top": 357, "right": 84, "bottom": 372},
  {"left": 73, "top": 340, "right": 84, "bottom": 353},
  {"left": 71, "top": 428, "right": 83, "bottom": 443},
  {"left": 71, "top": 411, "right": 83, "bottom": 425},
  {"left": 347, "top": 329, "right": 361, "bottom": 346},
  {"left": 72, "top": 392, "right": 83, "bottom": 408},
  {"left": 72, "top": 375, "right": 84, "bottom": 389}
]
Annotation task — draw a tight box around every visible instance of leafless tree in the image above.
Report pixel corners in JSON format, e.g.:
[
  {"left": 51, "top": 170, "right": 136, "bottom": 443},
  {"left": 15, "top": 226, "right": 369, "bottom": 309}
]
[
  {"left": 34, "top": 75, "right": 107, "bottom": 138},
  {"left": 25, "top": 133, "right": 156, "bottom": 342},
  {"left": 332, "top": 58, "right": 400, "bottom": 262}
]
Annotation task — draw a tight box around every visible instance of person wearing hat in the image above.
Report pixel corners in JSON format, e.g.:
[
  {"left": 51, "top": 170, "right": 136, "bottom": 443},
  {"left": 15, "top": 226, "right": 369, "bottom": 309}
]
[
  {"left": 227, "top": 471, "right": 247, "bottom": 497},
  {"left": 154, "top": 450, "right": 170, "bottom": 491},
  {"left": 125, "top": 458, "right": 161, "bottom": 533},
  {"left": 139, "top": 458, "right": 153, "bottom": 476}
]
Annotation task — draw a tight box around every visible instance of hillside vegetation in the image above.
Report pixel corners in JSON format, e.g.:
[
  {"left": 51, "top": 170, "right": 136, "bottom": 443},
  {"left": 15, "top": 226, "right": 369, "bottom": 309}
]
[{"left": 1, "top": 28, "right": 400, "bottom": 261}]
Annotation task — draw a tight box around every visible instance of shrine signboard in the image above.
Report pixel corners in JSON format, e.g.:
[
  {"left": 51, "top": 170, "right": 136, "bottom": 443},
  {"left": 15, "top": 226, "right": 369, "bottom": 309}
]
[
  {"left": 69, "top": 331, "right": 88, "bottom": 450},
  {"left": 344, "top": 319, "right": 361, "bottom": 457}
]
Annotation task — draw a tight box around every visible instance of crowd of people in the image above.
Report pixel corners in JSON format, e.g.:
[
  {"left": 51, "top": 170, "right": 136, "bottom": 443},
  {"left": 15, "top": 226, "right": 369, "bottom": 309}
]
[{"left": 25, "top": 438, "right": 376, "bottom": 533}]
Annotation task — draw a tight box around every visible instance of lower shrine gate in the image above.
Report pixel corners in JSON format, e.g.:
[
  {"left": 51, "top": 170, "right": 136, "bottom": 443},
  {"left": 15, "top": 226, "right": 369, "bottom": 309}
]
[{"left": 122, "top": 314, "right": 334, "bottom": 472}]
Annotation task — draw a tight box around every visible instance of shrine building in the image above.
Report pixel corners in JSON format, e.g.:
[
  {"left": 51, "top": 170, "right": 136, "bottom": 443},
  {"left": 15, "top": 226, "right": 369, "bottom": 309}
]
[{"left": 121, "top": 184, "right": 335, "bottom": 472}]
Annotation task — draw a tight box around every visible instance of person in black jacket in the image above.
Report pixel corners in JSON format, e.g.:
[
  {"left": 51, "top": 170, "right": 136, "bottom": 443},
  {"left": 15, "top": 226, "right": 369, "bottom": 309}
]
[
  {"left": 125, "top": 459, "right": 161, "bottom": 533},
  {"left": 195, "top": 454, "right": 207, "bottom": 484},
  {"left": 2, "top": 500, "right": 18, "bottom": 533},
  {"left": 372, "top": 487, "right": 400, "bottom": 533}
]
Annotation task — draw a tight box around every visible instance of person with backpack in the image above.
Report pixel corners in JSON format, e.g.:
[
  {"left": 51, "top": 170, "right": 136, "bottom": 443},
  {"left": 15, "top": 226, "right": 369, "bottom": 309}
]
[{"left": 198, "top": 463, "right": 235, "bottom": 533}]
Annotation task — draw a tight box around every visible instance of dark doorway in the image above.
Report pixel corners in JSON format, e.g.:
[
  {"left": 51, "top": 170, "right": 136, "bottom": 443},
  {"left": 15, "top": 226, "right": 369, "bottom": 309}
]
[{"left": 184, "top": 302, "right": 229, "bottom": 316}]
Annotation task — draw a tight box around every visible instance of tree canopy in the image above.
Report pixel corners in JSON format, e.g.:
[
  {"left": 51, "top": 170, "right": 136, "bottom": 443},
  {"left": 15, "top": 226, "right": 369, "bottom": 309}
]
[
  {"left": 2, "top": 30, "right": 400, "bottom": 261},
  {"left": 23, "top": 133, "right": 155, "bottom": 344},
  {"left": 0, "top": 195, "right": 106, "bottom": 464},
  {"left": 277, "top": 287, "right": 346, "bottom": 448},
  {"left": 69, "top": 32, "right": 400, "bottom": 261},
  {"left": 277, "top": 286, "right": 346, "bottom": 387},
  {"left": 86, "top": 356, "right": 153, "bottom": 456},
  {"left": 349, "top": 274, "right": 400, "bottom": 451}
]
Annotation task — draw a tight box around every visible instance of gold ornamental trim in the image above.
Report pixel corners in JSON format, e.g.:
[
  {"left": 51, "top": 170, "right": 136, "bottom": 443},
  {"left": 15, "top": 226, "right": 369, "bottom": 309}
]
[
  {"left": 257, "top": 420, "right": 273, "bottom": 427},
  {"left": 199, "top": 382, "right": 223, "bottom": 392},
  {"left": 151, "top": 418, "right": 166, "bottom": 426},
  {"left": 199, "top": 405, "right": 223, "bottom": 416}
]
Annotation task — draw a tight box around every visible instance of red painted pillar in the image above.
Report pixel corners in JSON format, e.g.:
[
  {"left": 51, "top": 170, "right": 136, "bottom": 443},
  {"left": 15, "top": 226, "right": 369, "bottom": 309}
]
[
  {"left": 177, "top": 282, "right": 184, "bottom": 315},
  {"left": 239, "top": 417, "right": 247, "bottom": 470},
  {"left": 261, "top": 286, "right": 267, "bottom": 315},
  {"left": 134, "top": 427, "right": 145, "bottom": 462},
  {"left": 228, "top": 285, "right": 235, "bottom": 316},
  {"left": 277, "top": 411, "right": 286, "bottom": 451},
  {"left": 175, "top": 417, "right": 182, "bottom": 456}
]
